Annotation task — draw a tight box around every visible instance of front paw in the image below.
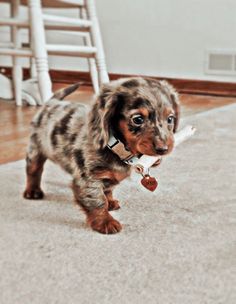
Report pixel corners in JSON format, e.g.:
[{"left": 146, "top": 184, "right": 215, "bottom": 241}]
[
  {"left": 88, "top": 210, "right": 122, "bottom": 234},
  {"left": 23, "top": 188, "right": 44, "bottom": 200},
  {"left": 108, "top": 199, "right": 121, "bottom": 211},
  {"left": 92, "top": 216, "right": 122, "bottom": 234}
]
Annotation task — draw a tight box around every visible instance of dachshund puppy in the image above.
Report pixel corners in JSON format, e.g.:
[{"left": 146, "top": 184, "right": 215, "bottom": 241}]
[{"left": 23, "top": 77, "right": 180, "bottom": 234}]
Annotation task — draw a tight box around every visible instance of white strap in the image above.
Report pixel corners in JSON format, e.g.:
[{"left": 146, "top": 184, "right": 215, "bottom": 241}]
[{"left": 107, "top": 134, "right": 139, "bottom": 164}]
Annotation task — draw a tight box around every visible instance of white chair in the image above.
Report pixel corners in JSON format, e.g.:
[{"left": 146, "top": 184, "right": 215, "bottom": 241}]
[
  {"left": 0, "top": 0, "right": 109, "bottom": 105},
  {"left": 0, "top": 0, "right": 53, "bottom": 105}
]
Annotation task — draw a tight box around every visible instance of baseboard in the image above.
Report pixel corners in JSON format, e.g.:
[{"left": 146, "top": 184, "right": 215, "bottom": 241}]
[{"left": 1, "top": 67, "right": 236, "bottom": 97}]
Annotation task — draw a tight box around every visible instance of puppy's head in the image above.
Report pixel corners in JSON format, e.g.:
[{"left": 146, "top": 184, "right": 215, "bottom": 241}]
[{"left": 89, "top": 77, "right": 180, "bottom": 156}]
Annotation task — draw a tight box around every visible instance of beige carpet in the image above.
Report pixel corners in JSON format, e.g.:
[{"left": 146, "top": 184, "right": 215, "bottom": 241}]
[{"left": 0, "top": 104, "right": 236, "bottom": 304}]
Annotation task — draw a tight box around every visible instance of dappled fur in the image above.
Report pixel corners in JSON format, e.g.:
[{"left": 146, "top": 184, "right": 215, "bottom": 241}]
[{"left": 23, "top": 77, "right": 180, "bottom": 234}]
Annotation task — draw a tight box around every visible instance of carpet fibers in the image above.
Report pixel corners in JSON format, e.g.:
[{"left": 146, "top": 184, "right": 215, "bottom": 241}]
[{"left": 0, "top": 104, "right": 236, "bottom": 304}]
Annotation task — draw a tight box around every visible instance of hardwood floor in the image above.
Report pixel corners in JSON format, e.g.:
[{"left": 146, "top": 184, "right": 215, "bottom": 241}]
[{"left": 0, "top": 83, "right": 235, "bottom": 164}]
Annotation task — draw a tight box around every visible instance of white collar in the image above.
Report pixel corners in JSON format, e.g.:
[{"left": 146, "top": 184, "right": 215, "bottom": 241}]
[{"left": 107, "top": 134, "right": 140, "bottom": 165}]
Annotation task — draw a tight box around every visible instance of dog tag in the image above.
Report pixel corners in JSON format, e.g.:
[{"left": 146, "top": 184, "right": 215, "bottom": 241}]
[{"left": 141, "top": 174, "right": 158, "bottom": 192}]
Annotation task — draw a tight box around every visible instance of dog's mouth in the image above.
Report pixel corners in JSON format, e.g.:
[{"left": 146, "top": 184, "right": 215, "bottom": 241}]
[
  {"left": 119, "top": 130, "right": 174, "bottom": 158},
  {"left": 139, "top": 149, "right": 169, "bottom": 157},
  {"left": 134, "top": 141, "right": 173, "bottom": 157},
  {"left": 153, "top": 145, "right": 169, "bottom": 156}
]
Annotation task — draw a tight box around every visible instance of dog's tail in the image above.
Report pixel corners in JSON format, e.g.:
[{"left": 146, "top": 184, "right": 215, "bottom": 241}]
[{"left": 52, "top": 82, "right": 81, "bottom": 100}]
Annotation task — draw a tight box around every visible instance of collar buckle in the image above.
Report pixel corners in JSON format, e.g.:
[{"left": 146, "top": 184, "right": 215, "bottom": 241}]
[{"left": 107, "top": 136, "right": 133, "bottom": 161}]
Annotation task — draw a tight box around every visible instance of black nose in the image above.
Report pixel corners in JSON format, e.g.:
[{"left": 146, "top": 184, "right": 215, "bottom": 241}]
[{"left": 155, "top": 146, "right": 168, "bottom": 155}]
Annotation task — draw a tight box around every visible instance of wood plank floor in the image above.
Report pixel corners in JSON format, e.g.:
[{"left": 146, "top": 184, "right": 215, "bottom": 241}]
[{"left": 0, "top": 83, "right": 235, "bottom": 164}]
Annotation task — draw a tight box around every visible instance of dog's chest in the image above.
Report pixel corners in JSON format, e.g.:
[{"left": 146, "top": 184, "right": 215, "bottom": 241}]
[{"left": 93, "top": 167, "right": 131, "bottom": 186}]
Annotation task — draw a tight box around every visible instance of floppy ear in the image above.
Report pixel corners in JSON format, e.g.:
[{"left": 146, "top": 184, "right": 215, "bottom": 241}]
[
  {"left": 170, "top": 90, "right": 180, "bottom": 133},
  {"left": 160, "top": 80, "right": 180, "bottom": 133},
  {"left": 88, "top": 85, "right": 119, "bottom": 150}
]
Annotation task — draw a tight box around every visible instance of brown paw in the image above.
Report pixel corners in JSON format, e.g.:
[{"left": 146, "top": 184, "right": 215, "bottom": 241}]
[
  {"left": 92, "top": 217, "right": 122, "bottom": 234},
  {"left": 108, "top": 199, "right": 121, "bottom": 211},
  {"left": 23, "top": 188, "right": 44, "bottom": 200},
  {"left": 88, "top": 209, "right": 122, "bottom": 234}
]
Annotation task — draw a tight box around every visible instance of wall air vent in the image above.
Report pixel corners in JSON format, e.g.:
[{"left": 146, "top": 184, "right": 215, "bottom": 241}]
[{"left": 205, "top": 49, "right": 236, "bottom": 76}]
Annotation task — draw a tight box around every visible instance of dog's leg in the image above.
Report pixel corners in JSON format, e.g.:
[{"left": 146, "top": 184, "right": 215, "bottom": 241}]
[
  {"left": 104, "top": 189, "right": 121, "bottom": 211},
  {"left": 23, "top": 138, "right": 46, "bottom": 199},
  {"left": 23, "top": 154, "right": 46, "bottom": 199},
  {"left": 72, "top": 178, "right": 122, "bottom": 234}
]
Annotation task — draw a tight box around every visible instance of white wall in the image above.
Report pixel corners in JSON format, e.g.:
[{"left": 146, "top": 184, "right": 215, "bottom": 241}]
[{"left": 0, "top": 0, "right": 236, "bottom": 82}]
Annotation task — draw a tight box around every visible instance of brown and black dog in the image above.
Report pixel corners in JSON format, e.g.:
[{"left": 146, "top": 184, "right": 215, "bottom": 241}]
[{"left": 23, "top": 77, "right": 180, "bottom": 234}]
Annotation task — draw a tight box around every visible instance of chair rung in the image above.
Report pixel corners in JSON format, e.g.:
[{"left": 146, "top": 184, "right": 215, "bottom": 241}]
[
  {"left": 42, "top": 14, "right": 92, "bottom": 28},
  {"left": 0, "top": 18, "right": 91, "bottom": 32},
  {"left": 22, "top": 0, "right": 85, "bottom": 8},
  {"left": 0, "top": 18, "right": 28, "bottom": 27},
  {"left": 2, "top": 0, "right": 85, "bottom": 8},
  {"left": 44, "top": 23, "right": 90, "bottom": 32},
  {"left": 0, "top": 15, "right": 92, "bottom": 30},
  {"left": 0, "top": 48, "right": 33, "bottom": 57},
  {"left": 0, "top": 45, "right": 96, "bottom": 58},
  {"left": 46, "top": 44, "right": 97, "bottom": 57},
  {"left": 54, "top": 0, "right": 84, "bottom": 7},
  {"left": 0, "top": 42, "right": 14, "bottom": 48},
  {"left": 44, "top": 29, "right": 89, "bottom": 37}
]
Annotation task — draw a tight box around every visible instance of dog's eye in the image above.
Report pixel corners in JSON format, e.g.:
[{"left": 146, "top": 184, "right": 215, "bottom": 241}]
[
  {"left": 132, "top": 114, "right": 144, "bottom": 125},
  {"left": 167, "top": 115, "right": 175, "bottom": 124}
]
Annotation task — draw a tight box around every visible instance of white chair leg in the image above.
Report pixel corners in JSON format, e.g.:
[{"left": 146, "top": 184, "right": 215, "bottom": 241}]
[
  {"left": 0, "top": 73, "right": 13, "bottom": 100},
  {"left": 29, "top": 28, "right": 37, "bottom": 79},
  {"left": 12, "top": 60, "right": 23, "bottom": 106},
  {"left": 85, "top": 0, "right": 109, "bottom": 85},
  {"left": 87, "top": 44, "right": 100, "bottom": 94},
  {"left": 30, "top": 57, "right": 37, "bottom": 79},
  {"left": 11, "top": 0, "right": 22, "bottom": 106},
  {"left": 80, "top": 7, "right": 99, "bottom": 94},
  {"left": 28, "top": 0, "right": 52, "bottom": 103}
]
